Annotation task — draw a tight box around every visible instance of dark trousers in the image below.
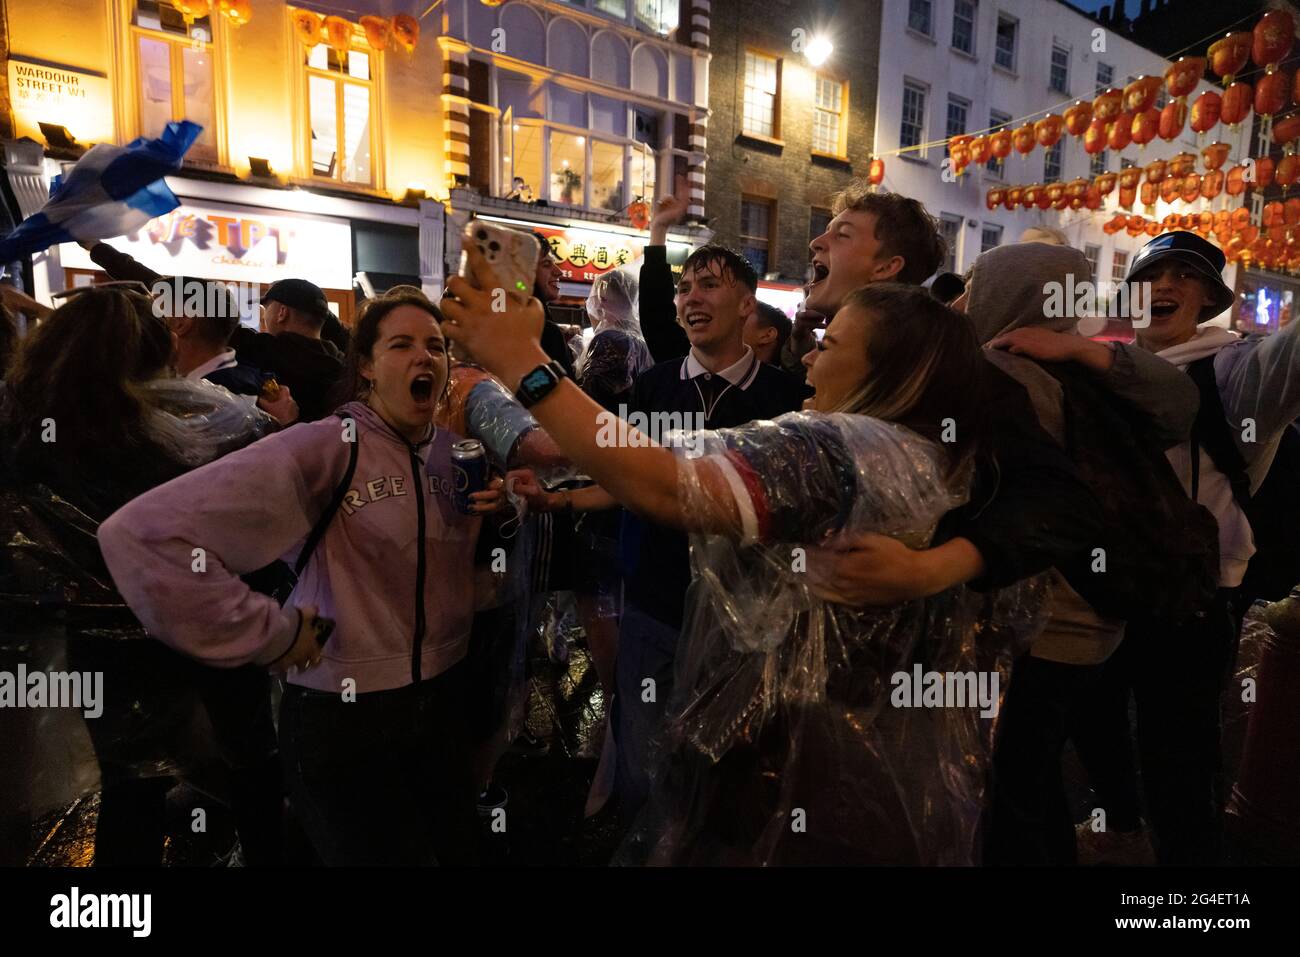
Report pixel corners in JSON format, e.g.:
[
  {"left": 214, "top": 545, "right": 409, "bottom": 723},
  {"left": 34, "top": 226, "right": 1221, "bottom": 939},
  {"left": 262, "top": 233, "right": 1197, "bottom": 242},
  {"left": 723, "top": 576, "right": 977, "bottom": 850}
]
[
  {"left": 613, "top": 602, "right": 682, "bottom": 815},
  {"left": 986, "top": 654, "right": 1101, "bottom": 866},
  {"left": 278, "top": 662, "right": 477, "bottom": 866},
  {"left": 69, "top": 638, "right": 281, "bottom": 867},
  {"left": 1070, "top": 588, "right": 1245, "bottom": 866}
]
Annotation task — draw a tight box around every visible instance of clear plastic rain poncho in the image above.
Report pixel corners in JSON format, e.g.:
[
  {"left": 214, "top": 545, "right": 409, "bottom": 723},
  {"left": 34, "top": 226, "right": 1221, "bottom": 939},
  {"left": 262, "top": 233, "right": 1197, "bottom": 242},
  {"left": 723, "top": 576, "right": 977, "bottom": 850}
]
[
  {"left": 575, "top": 269, "right": 653, "bottom": 411},
  {"left": 0, "top": 374, "right": 274, "bottom": 861},
  {"left": 621, "top": 412, "right": 1050, "bottom": 866}
]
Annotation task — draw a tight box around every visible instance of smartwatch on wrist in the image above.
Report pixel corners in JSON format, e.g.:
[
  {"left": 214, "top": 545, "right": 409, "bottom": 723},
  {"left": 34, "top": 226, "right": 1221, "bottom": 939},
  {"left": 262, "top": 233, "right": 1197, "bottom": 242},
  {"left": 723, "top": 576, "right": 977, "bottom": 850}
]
[{"left": 515, "top": 360, "right": 568, "bottom": 408}]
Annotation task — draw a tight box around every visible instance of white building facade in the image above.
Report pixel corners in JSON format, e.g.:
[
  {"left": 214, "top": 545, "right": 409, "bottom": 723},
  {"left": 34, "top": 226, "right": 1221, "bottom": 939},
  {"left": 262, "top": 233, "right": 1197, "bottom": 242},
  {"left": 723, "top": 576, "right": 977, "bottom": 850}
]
[{"left": 873, "top": 0, "right": 1248, "bottom": 314}]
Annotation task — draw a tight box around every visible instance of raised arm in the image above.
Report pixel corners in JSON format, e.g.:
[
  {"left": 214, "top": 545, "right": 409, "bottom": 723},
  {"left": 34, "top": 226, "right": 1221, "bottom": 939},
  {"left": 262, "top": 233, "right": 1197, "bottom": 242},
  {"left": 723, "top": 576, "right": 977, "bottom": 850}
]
[
  {"left": 638, "top": 193, "right": 691, "bottom": 362},
  {"left": 1217, "top": 319, "right": 1300, "bottom": 479}
]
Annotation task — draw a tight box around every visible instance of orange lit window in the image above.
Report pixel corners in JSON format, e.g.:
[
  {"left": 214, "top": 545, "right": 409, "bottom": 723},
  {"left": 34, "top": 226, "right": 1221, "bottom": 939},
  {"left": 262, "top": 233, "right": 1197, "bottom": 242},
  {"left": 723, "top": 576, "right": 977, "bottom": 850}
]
[
  {"left": 302, "top": 26, "right": 376, "bottom": 187},
  {"left": 131, "top": 1, "right": 218, "bottom": 161}
]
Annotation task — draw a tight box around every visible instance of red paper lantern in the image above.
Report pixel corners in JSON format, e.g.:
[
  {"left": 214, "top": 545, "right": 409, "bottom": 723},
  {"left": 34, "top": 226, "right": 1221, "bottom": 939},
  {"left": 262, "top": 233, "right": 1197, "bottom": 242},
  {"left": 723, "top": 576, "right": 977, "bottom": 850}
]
[
  {"left": 323, "top": 15, "right": 352, "bottom": 55},
  {"left": 1085, "top": 185, "right": 1102, "bottom": 210},
  {"left": 360, "top": 15, "right": 392, "bottom": 52},
  {"left": 1124, "top": 75, "right": 1164, "bottom": 114},
  {"left": 1065, "top": 101, "right": 1093, "bottom": 137},
  {"left": 1201, "top": 141, "right": 1231, "bottom": 171},
  {"left": 1221, "top": 81, "right": 1254, "bottom": 126},
  {"left": 1141, "top": 181, "right": 1158, "bottom": 208},
  {"left": 991, "top": 129, "right": 1013, "bottom": 161},
  {"left": 869, "top": 157, "right": 885, "bottom": 185},
  {"left": 1190, "top": 91, "right": 1222, "bottom": 133},
  {"left": 1084, "top": 117, "right": 1108, "bottom": 154},
  {"left": 1119, "top": 167, "right": 1143, "bottom": 190},
  {"left": 1226, "top": 164, "right": 1247, "bottom": 196},
  {"left": 1170, "top": 152, "right": 1198, "bottom": 178},
  {"left": 970, "top": 135, "right": 992, "bottom": 164},
  {"left": 1253, "top": 10, "right": 1295, "bottom": 70},
  {"left": 1166, "top": 57, "right": 1206, "bottom": 99},
  {"left": 1145, "top": 160, "right": 1168, "bottom": 185},
  {"left": 1108, "top": 112, "right": 1134, "bottom": 151},
  {"left": 1273, "top": 116, "right": 1300, "bottom": 149},
  {"left": 1035, "top": 115, "right": 1064, "bottom": 149},
  {"left": 1286, "top": 198, "right": 1300, "bottom": 225},
  {"left": 391, "top": 13, "right": 419, "bottom": 52},
  {"left": 1132, "top": 107, "right": 1159, "bottom": 147},
  {"left": 1096, "top": 171, "right": 1118, "bottom": 195},
  {"left": 629, "top": 201, "right": 650, "bottom": 230},
  {"left": 986, "top": 187, "right": 1005, "bottom": 211},
  {"left": 1209, "top": 33, "right": 1253, "bottom": 85},
  {"left": 1093, "top": 88, "right": 1124, "bottom": 124},
  {"left": 1201, "top": 169, "right": 1224, "bottom": 200},
  {"left": 218, "top": 0, "right": 251, "bottom": 26},
  {"left": 1232, "top": 206, "right": 1253, "bottom": 230},
  {"left": 1181, "top": 173, "right": 1203, "bottom": 203},
  {"left": 1005, "top": 186, "right": 1023, "bottom": 210},
  {"left": 291, "top": 9, "right": 323, "bottom": 49},
  {"left": 1277, "top": 153, "right": 1300, "bottom": 189},
  {"left": 1256, "top": 70, "right": 1289, "bottom": 118},
  {"left": 1119, "top": 185, "right": 1137, "bottom": 210},
  {"left": 1036, "top": 187, "right": 1054, "bottom": 211},
  {"left": 173, "top": 0, "right": 211, "bottom": 24},
  {"left": 1256, "top": 156, "right": 1276, "bottom": 188},
  {"left": 1125, "top": 215, "right": 1146, "bottom": 236},
  {"left": 1161, "top": 177, "right": 1181, "bottom": 204},
  {"left": 1013, "top": 122, "right": 1036, "bottom": 155},
  {"left": 1158, "top": 100, "right": 1186, "bottom": 141}
]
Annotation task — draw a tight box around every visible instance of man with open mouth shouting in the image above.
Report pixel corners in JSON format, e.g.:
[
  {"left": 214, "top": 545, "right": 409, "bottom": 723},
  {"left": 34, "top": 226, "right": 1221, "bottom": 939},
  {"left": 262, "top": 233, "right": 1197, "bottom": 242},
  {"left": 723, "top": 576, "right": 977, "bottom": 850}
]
[{"left": 1069, "top": 231, "right": 1300, "bottom": 866}]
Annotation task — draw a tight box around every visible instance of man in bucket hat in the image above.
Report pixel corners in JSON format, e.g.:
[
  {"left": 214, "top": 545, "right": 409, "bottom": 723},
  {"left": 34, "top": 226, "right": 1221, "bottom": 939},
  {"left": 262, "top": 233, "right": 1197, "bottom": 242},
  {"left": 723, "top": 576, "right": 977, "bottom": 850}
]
[{"left": 1070, "top": 230, "right": 1300, "bottom": 865}]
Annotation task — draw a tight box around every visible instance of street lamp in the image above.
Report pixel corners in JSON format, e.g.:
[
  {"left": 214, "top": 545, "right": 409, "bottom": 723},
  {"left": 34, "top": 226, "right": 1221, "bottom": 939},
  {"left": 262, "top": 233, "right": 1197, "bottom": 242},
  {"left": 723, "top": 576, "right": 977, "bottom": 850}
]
[{"left": 805, "top": 34, "right": 833, "bottom": 67}]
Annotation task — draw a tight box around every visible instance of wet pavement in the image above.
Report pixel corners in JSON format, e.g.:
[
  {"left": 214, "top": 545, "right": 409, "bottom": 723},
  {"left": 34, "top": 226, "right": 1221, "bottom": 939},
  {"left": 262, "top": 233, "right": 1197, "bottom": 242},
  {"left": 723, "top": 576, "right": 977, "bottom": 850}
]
[
  {"left": 24, "top": 613, "right": 627, "bottom": 867},
  {"left": 18, "top": 603, "right": 1285, "bottom": 866}
]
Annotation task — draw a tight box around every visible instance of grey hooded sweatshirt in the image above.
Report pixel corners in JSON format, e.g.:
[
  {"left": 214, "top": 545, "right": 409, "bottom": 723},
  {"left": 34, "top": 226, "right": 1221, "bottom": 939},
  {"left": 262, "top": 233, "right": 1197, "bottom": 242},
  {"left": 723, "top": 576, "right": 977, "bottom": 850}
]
[{"left": 966, "top": 242, "right": 1200, "bottom": 665}]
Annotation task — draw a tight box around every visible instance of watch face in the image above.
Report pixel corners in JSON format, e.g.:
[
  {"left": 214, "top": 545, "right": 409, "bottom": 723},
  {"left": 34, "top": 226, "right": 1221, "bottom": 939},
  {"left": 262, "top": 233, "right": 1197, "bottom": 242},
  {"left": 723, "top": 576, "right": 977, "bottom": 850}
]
[{"left": 521, "top": 368, "right": 553, "bottom": 393}]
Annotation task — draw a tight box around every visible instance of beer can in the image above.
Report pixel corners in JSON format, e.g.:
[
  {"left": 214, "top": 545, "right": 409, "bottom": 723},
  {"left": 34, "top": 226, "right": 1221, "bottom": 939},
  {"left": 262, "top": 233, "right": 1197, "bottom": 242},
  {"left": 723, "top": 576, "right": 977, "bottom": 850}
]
[{"left": 451, "top": 439, "right": 487, "bottom": 514}]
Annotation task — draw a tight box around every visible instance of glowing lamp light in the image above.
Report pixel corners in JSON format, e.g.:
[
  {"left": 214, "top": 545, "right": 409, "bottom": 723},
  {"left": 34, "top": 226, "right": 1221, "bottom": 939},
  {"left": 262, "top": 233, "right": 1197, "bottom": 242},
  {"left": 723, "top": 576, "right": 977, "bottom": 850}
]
[{"left": 805, "top": 35, "right": 833, "bottom": 67}]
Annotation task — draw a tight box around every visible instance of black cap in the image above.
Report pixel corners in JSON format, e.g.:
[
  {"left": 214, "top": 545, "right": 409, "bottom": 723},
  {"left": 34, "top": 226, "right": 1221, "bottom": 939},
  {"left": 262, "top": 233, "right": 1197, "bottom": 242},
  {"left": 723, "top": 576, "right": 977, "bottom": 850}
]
[
  {"left": 1125, "top": 231, "right": 1235, "bottom": 322},
  {"left": 929, "top": 271, "right": 966, "bottom": 304},
  {"left": 262, "top": 278, "right": 330, "bottom": 318}
]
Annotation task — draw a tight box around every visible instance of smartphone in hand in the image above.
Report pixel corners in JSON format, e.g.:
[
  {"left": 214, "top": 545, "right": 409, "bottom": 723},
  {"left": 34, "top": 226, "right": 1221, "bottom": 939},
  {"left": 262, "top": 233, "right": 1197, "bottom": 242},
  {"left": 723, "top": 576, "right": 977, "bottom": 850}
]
[{"left": 460, "top": 220, "right": 540, "bottom": 303}]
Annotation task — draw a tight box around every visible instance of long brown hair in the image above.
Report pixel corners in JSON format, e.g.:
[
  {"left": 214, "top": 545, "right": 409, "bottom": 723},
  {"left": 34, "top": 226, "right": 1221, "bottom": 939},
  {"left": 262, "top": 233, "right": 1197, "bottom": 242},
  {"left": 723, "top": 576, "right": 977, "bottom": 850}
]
[
  {"left": 332, "top": 290, "right": 447, "bottom": 407},
  {"left": 5, "top": 288, "right": 172, "bottom": 468},
  {"left": 830, "top": 283, "right": 986, "bottom": 476}
]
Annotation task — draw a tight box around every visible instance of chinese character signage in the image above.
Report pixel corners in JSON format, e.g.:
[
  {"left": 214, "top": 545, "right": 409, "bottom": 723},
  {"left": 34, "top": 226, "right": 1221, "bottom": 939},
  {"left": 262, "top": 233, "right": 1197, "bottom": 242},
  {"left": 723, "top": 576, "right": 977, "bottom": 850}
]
[{"left": 534, "top": 226, "right": 642, "bottom": 283}]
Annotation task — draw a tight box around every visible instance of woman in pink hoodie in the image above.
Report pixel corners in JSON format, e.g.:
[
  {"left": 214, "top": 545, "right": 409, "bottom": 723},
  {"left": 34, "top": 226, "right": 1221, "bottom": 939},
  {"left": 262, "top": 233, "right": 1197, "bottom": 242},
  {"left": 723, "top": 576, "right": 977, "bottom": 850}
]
[{"left": 99, "top": 290, "right": 503, "bottom": 865}]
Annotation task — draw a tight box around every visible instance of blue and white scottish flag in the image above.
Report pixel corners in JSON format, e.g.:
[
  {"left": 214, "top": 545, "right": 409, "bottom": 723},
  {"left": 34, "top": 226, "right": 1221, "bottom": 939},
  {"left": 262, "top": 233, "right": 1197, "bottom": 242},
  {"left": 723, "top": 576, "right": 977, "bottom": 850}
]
[{"left": 0, "top": 120, "right": 202, "bottom": 263}]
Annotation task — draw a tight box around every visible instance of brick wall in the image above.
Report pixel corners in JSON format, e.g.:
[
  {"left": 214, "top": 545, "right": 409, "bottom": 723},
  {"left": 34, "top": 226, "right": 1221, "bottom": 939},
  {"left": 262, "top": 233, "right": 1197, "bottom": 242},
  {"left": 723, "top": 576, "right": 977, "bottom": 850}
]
[{"left": 705, "top": 0, "right": 882, "bottom": 281}]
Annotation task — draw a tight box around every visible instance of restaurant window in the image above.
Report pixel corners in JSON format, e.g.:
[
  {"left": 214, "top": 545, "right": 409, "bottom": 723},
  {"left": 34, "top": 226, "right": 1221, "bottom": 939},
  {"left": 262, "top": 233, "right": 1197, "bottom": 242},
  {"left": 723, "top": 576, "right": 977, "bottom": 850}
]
[
  {"left": 813, "top": 76, "right": 846, "bottom": 156},
  {"left": 305, "top": 28, "right": 375, "bottom": 186},
  {"left": 995, "top": 15, "right": 1017, "bottom": 71},
  {"left": 629, "top": 141, "right": 656, "bottom": 204},
  {"left": 550, "top": 131, "right": 586, "bottom": 205},
  {"left": 743, "top": 51, "right": 779, "bottom": 138},
  {"left": 132, "top": 1, "right": 218, "bottom": 161},
  {"left": 740, "top": 197, "right": 774, "bottom": 276},
  {"left": 591, "top": 138, "right": 625, "bottom": 212}
]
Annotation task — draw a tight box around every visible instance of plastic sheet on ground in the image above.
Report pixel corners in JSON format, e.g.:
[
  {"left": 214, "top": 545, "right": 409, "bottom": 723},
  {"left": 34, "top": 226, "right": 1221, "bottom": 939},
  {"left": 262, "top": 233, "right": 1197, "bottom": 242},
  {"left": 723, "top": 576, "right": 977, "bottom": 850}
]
[{"left": 620, "top": 411, "right": 1050, "bottom": 865}]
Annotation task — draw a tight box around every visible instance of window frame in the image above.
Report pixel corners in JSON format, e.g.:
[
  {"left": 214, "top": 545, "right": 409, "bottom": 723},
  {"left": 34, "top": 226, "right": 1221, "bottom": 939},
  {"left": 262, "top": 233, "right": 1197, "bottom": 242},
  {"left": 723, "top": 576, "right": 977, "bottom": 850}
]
[
  {"left": 951, "top": 0, "right": 978, "bottom": 57},
  {"left": 1111, "top": 249, "right": 1130, "bottom": 285},
  {"left": 946, "top": 94, "right": 971, "bottom": 153},
  {"left": 1084, "top": 243, "right": 1101, "bottom": 279},
  {"left": 900, "top": 78, "right": 929, "bottom": 158},
  {"left": 811, "top": 74, "right": 849, "bottom": 159},
  {"left": 994, "top": 13, "right": 1018, "bottom": 73},
  {"left": 298, "top": 20, "right": 382, "bottom": 191},
  {"left": 939, "top": 212, "right": 963, "bottom": 274},
  {"left": 1095, "top": 61, "right": 1114, "bottom": 94},
  {"left": 981, "top": 222, "right": 1003, "bottom": 254},
  {"left": 908, "top": 0, "right": 934, "bottom": 38},
  {"left": 1044, "top": 140, "right": 1063, "bottom": 182},
  {"left": 739, "top": 195, "right": 776, "bottom": 278},
  {"left": 741, "top": 48, "right": 782, "bottom": 142},
  {"left": 122, "top": 1, "right": 227, "bottom": 166},
  {"left": 1050, "top": 43, "right": 1071, "bottom": 95}
]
